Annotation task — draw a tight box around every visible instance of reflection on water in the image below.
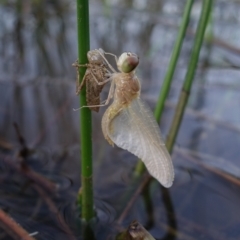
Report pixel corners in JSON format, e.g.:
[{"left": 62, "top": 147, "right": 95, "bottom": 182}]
[{"left": 0, "top": 0, "right": 240, "bottom": 239}]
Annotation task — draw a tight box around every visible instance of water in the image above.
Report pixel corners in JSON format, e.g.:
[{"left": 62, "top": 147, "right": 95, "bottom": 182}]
[{"left": 0, "top": 0, "right": 240, "bottom": 239}]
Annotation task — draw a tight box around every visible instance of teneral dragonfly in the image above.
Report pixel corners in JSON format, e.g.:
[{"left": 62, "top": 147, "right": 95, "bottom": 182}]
[
  {"left": 98, "top": 51, "right": 174, "bottom": 188},
  {"left": 72, "top": 49, "right": 113, "bottom": 112}
]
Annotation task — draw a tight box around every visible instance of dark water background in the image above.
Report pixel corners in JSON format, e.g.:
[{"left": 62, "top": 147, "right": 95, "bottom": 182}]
[{"left": 0, "top": 0, "right": 240, "bottom": 239}]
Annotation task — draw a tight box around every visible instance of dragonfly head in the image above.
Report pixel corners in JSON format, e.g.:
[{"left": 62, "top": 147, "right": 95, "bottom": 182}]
[{"left": 117, "top": 52, "right": 139, "bottom": 73}]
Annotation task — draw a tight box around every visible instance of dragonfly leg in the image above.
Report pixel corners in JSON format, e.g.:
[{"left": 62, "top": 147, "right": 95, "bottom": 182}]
[
  {"left": 89, "top": 70, "right": 113, "bottom": 86},
  {"left": 73, "top": 79, "right": 115, "bottom": 111},
  {"left": 72, "top": 61, "right": 89, "bottom": 95},
  {"left": 101, "top": 51, "right": 118, "bottom": 66},
  {"left": 100, "top": 79, "right": 115, "bottom": 105},
  {"left": 72, "top": 61, "right": 88, "bottom": 68},
  {"left": 76, "top": 71, "right": 87, "bottom": 95},
  {"left": 96, "top": 49, "right": 117, "bottom": 73}
]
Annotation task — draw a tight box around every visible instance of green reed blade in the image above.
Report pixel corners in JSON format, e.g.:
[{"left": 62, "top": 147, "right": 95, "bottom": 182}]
[
  {"left": 135, "top": 0, "right": 194, "bottom": 176},
  {"left": 166, "top": 0, "right": 213, "bottom": 153}
]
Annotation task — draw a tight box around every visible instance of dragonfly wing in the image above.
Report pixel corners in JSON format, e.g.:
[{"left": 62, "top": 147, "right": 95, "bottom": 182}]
[{"left": 108, "top": 98, "right": 174, "bottom": 187}]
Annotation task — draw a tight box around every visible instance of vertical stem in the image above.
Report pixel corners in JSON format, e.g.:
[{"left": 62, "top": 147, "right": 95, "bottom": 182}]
[
  {"left": 134, "top": 0, "right": 193, "bottom": 176},
  {"left": 154, "top": 0, "right": 194, "bottom": 121},
  {"left": 76, "top": 0, "right": 94, "bottom": 221},
  {"left": 166, "top": 0, "right": 213, "bottom": 153}
]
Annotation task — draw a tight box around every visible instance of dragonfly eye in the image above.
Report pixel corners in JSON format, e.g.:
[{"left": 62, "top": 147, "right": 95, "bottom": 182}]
[{"left": 117, "top": 52, "right": 139, "bottom": 73}]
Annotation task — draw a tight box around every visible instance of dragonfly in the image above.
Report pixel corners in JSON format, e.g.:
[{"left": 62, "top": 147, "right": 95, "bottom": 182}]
[
  {"left": 79, "top": 49, "right": 174, "bottom": 188},
  {"left": 72, "top": 49, "right": 114, "bottom": 112}
]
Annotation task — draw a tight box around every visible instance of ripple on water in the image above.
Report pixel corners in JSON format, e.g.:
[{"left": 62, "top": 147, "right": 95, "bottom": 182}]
[{"left": 95, "top": 198, "right": 116, "bottom": 224}]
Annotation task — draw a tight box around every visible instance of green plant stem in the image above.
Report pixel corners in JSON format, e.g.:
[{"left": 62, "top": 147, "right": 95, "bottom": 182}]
[
  {"left": 154, "top": 0, "right": 194, "bottom": 121},
  {"left": 134, "top": 0, "right": 193, "bottom": 176},
  {"left": 76, "top": 0, "right": 94, "bottom": 221},
  {"left": 166, "top": 0, "right": 212, "bottom": 153}
]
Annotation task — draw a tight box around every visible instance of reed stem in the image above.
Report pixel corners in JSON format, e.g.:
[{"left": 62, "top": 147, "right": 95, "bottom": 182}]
[
  {"left": 166, "top": 0, "right": 212, "bottom": 153},
  {"left": 134, "top": 0, "right": 194, "bottom": 176},
  {"left": 76, "top": 0, "right": 94, "bottom": 221},
  {"left": 154, "top": 0, "right": 194, "bottom": 121}
]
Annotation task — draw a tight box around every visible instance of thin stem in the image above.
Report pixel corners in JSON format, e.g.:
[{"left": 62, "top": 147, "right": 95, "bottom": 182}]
[
  {"left": 134, "top": 0, "right": 193, "bottom": 176},
  {"left": 166, "top": 0, "right": 213, "bottom": 153},
  {"left": 0, "top": 209, "right": 36, "bottom": 240},
  {"left": 76, "top": 0, "right": 94, "bottom": 221},
  {"left": 154, "top": 0, "right": 194, "bottom": 121}
]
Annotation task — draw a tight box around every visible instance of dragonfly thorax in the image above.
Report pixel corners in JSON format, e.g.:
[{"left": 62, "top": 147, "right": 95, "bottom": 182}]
[{"left": 113, "top": 72, "right": 140, "bottom": 105}]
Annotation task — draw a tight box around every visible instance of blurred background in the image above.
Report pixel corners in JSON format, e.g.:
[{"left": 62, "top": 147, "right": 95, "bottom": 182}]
[{"left": 0, "top": 0, "right": 240, "bottom": 239}]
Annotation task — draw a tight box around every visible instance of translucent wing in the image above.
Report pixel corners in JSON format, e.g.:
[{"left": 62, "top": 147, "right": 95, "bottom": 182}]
[{"left": 108, "top": 98, "right": 174, "bottom": 188}]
